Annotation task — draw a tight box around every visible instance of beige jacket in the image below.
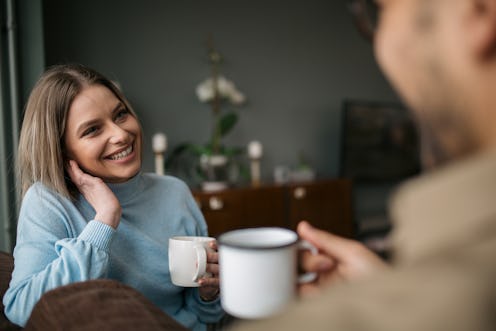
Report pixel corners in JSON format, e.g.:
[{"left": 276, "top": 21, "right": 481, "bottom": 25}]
[{"left": 232, "top": 150, "right": 496, "bottom": 331}]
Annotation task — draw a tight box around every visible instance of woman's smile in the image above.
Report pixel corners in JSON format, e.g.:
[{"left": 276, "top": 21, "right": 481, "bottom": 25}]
[{"left": 106, "top": 144, "right": 134, "bottom": 161}]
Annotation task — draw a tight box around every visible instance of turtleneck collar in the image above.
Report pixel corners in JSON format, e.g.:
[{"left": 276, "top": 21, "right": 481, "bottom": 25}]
[{"left": 105, "top": 172, "right": 144, "bottom": 204}]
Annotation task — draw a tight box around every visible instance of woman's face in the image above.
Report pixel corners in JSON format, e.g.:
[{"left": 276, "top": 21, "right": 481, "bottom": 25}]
[{"left": 64, "top": 84, "right": 142, "bottom": 183}]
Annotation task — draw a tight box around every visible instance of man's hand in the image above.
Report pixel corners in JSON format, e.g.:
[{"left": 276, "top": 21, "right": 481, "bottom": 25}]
[{"left": 297, "top": 221, "right": 388, "bottom": 297}]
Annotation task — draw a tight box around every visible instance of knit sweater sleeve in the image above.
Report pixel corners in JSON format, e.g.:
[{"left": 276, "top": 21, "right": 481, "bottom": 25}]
[{"left": 3, "top": 184, "right": 116, "bottom": 327}]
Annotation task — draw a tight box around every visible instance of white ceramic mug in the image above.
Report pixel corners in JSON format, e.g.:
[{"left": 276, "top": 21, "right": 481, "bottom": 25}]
[
  {"left": 218, "top": 227, "right": 317, "bottom": 319},
  {"left": 168, "top": 236, "right": 215, "bottom": 287}
]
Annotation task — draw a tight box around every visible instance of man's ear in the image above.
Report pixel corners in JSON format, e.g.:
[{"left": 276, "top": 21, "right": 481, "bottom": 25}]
[{"left": 466, "top": 0, "right": 496, "bottom": 58}]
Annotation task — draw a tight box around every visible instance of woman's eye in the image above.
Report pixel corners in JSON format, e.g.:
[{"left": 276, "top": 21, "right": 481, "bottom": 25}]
[
  {"left": 115, "top": 109, "right": 129, "bottom": 121},
  {"left": 82, "top": 126, "right": 98, "bottom": 137}
]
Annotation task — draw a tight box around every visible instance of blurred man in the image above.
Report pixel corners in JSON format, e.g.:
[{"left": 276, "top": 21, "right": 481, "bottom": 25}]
[{"left": 233, "top": 0, "right": 496, "bottom": 330}]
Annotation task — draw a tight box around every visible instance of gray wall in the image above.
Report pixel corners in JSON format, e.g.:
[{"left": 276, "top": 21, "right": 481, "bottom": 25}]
[
  {"left": 42, "top": 0, "right": 398, "bottom": 185},
  {"left": 0, "top": 0, "right": 45, "bottom": 252}
]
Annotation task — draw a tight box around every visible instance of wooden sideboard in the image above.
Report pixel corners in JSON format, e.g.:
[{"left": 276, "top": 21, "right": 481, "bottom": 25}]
[{"left": 192, "top": 179, "right": 354, "bottom": 238}]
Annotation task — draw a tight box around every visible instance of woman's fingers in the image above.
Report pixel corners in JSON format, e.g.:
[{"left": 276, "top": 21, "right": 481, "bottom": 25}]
[
  {"left": 66, "top": 160, "right": 121, "bottom": 228},
  {"left": 206, "top": 250, "right": 218, "bottom": 264},
  {"left": 199, "top": 277, "right": 219, "bottom": 287},
  {"left": 66, "top": 160, "right": 82, "bottom": 185},
  {"left": 206, "top": 263, "right": 219, "bottom": 275},
  {"left": 67, "top": 160, "right": 103, "bottom": 190},
  {"left": 200, "top": 242, "right": 220, "bottom": 287},
  {"left": 208, "top": 240, "right": 218, "bottom": 250}
]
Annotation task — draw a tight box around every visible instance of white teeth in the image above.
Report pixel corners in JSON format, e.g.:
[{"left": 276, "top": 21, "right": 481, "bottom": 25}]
[{"left": 109, "top": 146, "right": 133, "bottom": 160}]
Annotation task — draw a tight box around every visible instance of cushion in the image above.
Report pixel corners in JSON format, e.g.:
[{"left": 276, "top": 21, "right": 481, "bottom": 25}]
[{"left": 24, "top": 279, "right": 187, "bottom": 331}]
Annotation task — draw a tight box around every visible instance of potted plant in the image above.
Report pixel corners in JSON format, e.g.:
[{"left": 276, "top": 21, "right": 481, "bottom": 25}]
[{"left": 166, "top": 37, "right": 246, "bottom": 191}]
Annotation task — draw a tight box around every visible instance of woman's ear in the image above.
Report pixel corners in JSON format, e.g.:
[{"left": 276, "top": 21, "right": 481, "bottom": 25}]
[{"left": 466, "top": 0, "right": 496, "bottom": 59}]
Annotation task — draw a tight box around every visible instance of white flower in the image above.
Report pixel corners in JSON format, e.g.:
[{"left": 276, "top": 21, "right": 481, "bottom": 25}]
[
  {"left": 196, "top": 75, "right": 246, "bottom": 104},
  {"left": 196, "top": 80, "right": 215, "bottom": 102},
  {"left": 229, "top": 90, "right": 246, "bottom": 105}
]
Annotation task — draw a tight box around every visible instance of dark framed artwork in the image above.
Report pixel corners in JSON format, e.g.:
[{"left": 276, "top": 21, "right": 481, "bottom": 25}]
[{"left": 340, "top": 100, "right": 421, "bottom": 182}]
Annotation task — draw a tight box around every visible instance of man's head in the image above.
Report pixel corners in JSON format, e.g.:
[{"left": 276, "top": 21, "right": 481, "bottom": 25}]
[{"left": 368, "top": 0, "right": 496, "bottom": 168}]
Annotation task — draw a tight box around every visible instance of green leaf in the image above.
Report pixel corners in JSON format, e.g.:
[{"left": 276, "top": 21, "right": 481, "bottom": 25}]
[
  {"left": 165, "top": 142, "right": 212, "bottom": 169},
  {"left": 222, "top": 146, "right": 245, "bottom": 157},
  {"left": 165, "top": 143, "right": 191, "bottom": 169},
  {"left": 190, "top": 144, "right": 212, "bottom": 156},
  {"left": 219, "top": 112, "right": 238, "bottom": 137}
]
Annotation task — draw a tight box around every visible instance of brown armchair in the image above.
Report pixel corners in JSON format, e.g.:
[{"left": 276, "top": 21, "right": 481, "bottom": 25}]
[
  {"left": 0, "top": 251, "right": 187, "bottom": 331},
  {"left": 0, "top": 251, "right": 21, "bottom": 331}
]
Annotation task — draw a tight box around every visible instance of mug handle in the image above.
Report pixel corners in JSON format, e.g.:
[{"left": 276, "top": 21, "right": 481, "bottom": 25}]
[
  {"left": 297, "top": 240, "right": 318, "bottom": 283},
  {"left": 192, "top": 245, "right": 207, "bottom": 282}
]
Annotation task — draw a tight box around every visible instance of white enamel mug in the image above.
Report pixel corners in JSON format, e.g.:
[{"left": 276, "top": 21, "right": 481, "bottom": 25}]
[
  {"left": 218, "top": 227, "right": 317, "bottom": 319},
  {"left": 168, "top": 236, "right": 215, "bottom": 287}
]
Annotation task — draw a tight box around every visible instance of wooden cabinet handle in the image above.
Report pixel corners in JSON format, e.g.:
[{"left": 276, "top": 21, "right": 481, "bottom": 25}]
[
  {"left": 209, "top": 196, "right": 224, "bottom": 210},
  {"left": 293, "top": 187, "right": 307, "bottom": 200}
]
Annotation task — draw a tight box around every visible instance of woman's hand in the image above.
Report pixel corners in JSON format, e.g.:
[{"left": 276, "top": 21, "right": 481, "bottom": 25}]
[
  {"left": 66, "top": 160, "right": 122, "bottom": 229},
  {"left": 198, "top": 240, "right": 220, "bottom": 301},
  {"left": 297, "top": 221, "right": 388, "bottom": 297}
]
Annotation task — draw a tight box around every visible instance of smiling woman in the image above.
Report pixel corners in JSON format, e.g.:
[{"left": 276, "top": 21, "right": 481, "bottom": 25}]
[{"left": 3, "top": 64, "right": 225, "bottom": 329}]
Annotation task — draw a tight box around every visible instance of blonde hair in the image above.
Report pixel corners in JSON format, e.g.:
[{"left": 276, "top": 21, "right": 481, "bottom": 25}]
[{"left": 17, "top": 63, "right": 139, "bottom": 200}]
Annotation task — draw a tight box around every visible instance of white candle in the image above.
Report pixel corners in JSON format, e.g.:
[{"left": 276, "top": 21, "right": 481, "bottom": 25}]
[
  {"left": 152, "top": 133, "right": 167, "bottom": 175},
  {"left": 250, "top": 159, "right": 261, "bottom": 187},
  {"left": 247, "top": 141, "right": 263, "bottom": 186},
  {"left": 152, "top": 133, "right": 167, "bottom": 153},
  {"left": 248, "top": 140, "right": 263, "bottom": 159}
]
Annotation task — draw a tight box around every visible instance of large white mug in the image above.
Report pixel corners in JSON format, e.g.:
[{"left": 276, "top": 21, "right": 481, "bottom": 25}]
[
  {"left": 168, "top": 236, "right": 215, "bottom": 287},
  {"left": 218, "top": 227, "right": 317, "bottom": 319}
]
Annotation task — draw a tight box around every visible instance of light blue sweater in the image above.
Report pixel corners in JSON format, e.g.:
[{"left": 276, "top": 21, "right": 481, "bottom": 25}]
[{"left": 3, "top": 173, "right": 224, "bottom": 330}]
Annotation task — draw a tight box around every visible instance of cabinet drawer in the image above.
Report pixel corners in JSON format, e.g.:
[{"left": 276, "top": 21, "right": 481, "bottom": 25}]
[
  {"left": 194, "top": 186, "right": 286, "bottom": 237},
  {"left": 288, "top": 179, "right": 353, "bottom": 237},
  {"left": 192, "top": 179, "right": 353, "bottom": 238}
]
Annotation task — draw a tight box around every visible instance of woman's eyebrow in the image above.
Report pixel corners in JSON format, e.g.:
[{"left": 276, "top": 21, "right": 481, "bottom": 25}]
[
  {"left": 111, "top": 101, "right": 125, "bottom": 114},
  {"left": 75, "top": 118, "right": 99, "bottom": 136}
]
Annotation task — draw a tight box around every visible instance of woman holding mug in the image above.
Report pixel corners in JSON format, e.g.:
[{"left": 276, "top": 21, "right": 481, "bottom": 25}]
[{"left": 3, "top": 63, "right": 223, "bottom": 330}]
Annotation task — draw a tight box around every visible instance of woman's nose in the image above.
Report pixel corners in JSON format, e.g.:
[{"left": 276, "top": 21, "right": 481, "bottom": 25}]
[{"left": 107, "top": 123, "right": 129, "bottom": 144}]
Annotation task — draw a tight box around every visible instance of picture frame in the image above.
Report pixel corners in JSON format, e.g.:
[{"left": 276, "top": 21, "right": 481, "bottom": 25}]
[{"left": 340, "top": 100, "right": 421, "bottom": 182}]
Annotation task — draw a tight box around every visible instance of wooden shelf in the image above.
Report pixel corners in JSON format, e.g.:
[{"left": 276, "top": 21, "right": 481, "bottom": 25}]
[{"left": 192, "top": 179, "right": 354, "bottom": 238}]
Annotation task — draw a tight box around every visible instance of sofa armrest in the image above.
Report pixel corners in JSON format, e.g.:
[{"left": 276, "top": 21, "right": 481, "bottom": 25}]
[
  {"left": 2, "top": 253, "right": 188, "bottom": 331},
  {"left": 24, "top": 279, "right": 187, "bottom": 331},
  {"left": 0, "top": 251, "right": 22, "bottom": 331}
]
